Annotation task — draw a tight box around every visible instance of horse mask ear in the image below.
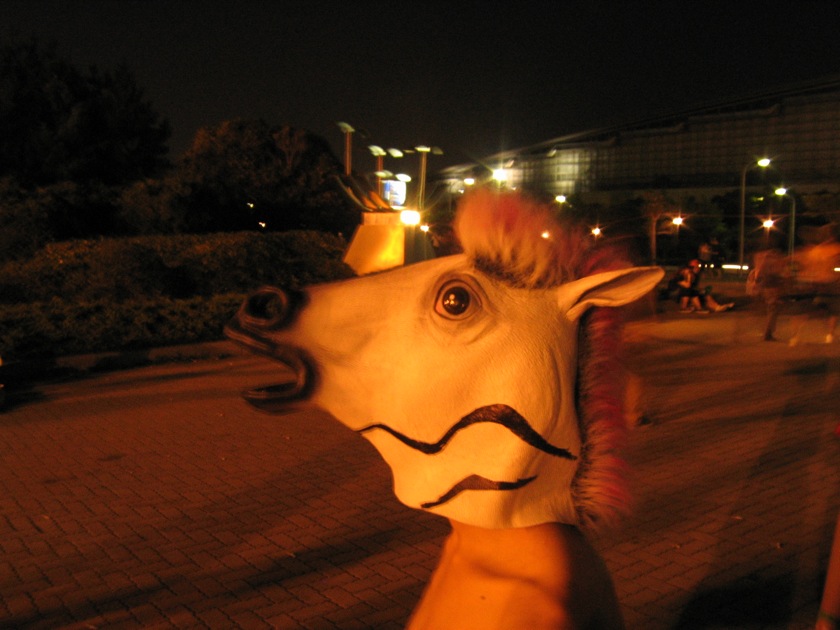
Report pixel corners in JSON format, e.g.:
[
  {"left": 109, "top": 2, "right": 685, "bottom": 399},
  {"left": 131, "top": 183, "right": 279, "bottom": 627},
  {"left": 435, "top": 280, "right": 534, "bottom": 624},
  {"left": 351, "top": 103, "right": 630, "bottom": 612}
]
[{"left": 560, "top": 267, "right": 664, "bottom": 321}]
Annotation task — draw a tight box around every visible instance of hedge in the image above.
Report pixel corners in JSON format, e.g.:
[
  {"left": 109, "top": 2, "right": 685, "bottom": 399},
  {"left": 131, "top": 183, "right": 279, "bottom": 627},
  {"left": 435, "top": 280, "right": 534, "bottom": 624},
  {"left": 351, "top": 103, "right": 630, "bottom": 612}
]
[
  {"left": 0, "top": 230, "right": 354, "bottom": 304},
  {"left": 0, "top": 294, "right": 245, "bottom": 359},
  {"left": 0, "top": 230, "right": 356, "bottom": 360}
]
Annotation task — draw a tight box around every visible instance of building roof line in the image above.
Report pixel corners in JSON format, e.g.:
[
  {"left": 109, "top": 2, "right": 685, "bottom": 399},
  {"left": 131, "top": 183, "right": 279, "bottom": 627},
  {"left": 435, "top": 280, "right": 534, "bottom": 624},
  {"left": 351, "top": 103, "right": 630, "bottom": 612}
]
[{"left": 439, "top": 74, "right": 840, "bottom": 177}]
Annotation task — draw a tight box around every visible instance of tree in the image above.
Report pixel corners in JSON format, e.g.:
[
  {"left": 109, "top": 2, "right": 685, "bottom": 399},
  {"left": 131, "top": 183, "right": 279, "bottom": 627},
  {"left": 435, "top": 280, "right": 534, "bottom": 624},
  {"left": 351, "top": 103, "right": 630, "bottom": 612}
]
[
  {"left": 0, "top": 38, "right": 170, "bottom": 187},
  {"left": 134, "top": 119, "right": 358, "bottom": 234}
]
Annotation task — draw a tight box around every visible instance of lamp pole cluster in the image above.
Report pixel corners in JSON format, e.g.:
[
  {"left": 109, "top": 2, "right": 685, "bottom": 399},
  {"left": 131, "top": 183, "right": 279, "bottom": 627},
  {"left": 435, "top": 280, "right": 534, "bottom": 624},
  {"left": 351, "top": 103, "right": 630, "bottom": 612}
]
[{"left": 337, "top": 123, "right": 441, "bottom": 213}]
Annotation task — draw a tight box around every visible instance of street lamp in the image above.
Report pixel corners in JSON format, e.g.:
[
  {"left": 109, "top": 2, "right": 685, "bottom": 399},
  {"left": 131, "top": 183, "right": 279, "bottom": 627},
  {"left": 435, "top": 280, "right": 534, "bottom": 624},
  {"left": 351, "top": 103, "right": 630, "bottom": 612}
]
[
  {"left": 414, "top": 146, "right": 442, "bottom": 212},
  {"left": 368, "top": 145, "right": 387, "bottom": 195},
  {"left": 775, "top": 187, "right": 797, "bottom": 257},
  {"left": 369, "top": 145, "right": 404, "bottom": 197},
  {"left": 762, "top": 218, "right": 775, "bottom": 248},
  {"left": 337, "top": 122, "right": 355, "bottom": 176},
  {"left": 739, "top": 157, "right": 771, "bottom": 269}
]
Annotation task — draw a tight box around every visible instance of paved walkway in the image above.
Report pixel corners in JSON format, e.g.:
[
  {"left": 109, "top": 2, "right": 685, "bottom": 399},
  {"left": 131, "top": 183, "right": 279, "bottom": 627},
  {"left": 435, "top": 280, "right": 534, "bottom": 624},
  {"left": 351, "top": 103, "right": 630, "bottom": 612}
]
[{"left": 0, "top": 306, "right": 838, "bottom": 629}]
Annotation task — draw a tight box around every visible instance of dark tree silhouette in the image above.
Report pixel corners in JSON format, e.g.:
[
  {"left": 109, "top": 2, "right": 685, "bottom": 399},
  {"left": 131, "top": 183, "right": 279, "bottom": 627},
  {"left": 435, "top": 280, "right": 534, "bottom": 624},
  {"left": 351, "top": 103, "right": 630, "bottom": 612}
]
[
  {"left": 119, "top": 119, "right": 358, "bottom": 235},
  {"left": 0, "top": 38, "right": 170, "bottom": 187}
]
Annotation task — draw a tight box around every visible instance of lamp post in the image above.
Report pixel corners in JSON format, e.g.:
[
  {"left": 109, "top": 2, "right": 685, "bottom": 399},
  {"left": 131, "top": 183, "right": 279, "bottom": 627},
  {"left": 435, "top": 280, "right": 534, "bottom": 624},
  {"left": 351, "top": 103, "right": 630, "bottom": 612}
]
[
  {"left": 337, "top": 122, "right": 355, "bottom": 176},
  {"left": 415, "top": 146, "right": 431, "bottom": 211},
  {"left": 739, "top": 157, "right": 771, "bottom": 270},
  {"left": 775, "top": 187, "right": 797, "bottom": 258},
  {"left": 368, "top": 146, "right": 405, "bottom": 197},
  {"left": 414, "top": 146, "right": 442, "bottom": 212},
  {"left": 368, "top": 145, "right": 387, "bottom": 195}
]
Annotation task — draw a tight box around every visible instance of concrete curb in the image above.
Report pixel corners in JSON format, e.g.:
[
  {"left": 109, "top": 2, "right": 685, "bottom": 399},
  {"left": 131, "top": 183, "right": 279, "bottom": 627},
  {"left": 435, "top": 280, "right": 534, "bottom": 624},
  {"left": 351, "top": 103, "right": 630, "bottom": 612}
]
[{"left": 0, "top": 339, "right": 240, "bottom": 387}]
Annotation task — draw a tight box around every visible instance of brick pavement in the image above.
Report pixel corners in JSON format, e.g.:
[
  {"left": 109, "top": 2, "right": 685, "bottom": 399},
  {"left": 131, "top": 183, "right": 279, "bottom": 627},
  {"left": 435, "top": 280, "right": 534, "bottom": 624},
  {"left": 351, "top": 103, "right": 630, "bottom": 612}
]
[{"left": 0, "top": 306, "right": 838, "bottom": 629}]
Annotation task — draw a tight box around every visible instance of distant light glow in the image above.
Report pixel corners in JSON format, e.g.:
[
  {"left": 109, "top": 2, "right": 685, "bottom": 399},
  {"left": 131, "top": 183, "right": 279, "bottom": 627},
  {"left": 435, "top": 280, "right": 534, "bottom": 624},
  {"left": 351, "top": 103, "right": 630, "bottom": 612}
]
[
  {"left": 420, "top": 224, "right": 430, "bottom": 232},
  {"left": 591, "top": 226, "right": 602, "bottom": 236},
  {"left": 464, "top": 177, "right": 475, "bottom": 186},
  {"left": 757, "top": 157, "right": 771, "bottom": 167},
  {"left": 555, "top": 195, "right": 566, "bottom": 203},
  {"left": 672, "top": 216, "right": 684, "bottom": 226},
  {"left": 492, "top": 168, "right": 507, "bottom": 182},
  {"left": 762, "top": 219, "right": 775, "bottom": 229},
  {"left": 400, "top": 210, "right": 421, "bottom": 226},
  {"left": 541, "top": 231, "right": 551, "bottom": 239},
  {"left": 258, "top": 221, "right": 266, "bottom": 228},
  {"left": 775, "top": 187, "right": 788, "bottom": 196}
]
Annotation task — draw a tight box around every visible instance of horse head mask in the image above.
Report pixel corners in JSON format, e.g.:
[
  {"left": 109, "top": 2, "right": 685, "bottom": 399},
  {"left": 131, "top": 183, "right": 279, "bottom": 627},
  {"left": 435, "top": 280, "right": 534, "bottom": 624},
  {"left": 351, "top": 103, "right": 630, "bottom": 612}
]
[{"left": 226, "top": 190, "right": 662, "bottom": 530}]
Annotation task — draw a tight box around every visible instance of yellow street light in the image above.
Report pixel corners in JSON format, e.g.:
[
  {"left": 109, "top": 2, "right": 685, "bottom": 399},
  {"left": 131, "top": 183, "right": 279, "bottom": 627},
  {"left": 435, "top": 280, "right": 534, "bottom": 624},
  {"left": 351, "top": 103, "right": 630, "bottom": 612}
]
[{"left": 400, "top": 210, "right": 421, "bottom": 226}]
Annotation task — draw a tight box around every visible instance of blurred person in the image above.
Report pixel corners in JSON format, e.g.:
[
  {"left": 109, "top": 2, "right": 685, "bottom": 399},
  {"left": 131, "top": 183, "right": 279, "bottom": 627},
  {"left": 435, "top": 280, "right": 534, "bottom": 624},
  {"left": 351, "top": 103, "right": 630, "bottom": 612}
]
[
  {"left": 751, "top": 245, "right": 791, "bottom": 341},
  {"left": 677, "top": 259, "right": 734, "bottom": 314},
  {"left": 788, "top": 225, "right": 840, "bottom": 346},
  {"left": 817, "top": 513, "right": 840, "bottom": 630}
]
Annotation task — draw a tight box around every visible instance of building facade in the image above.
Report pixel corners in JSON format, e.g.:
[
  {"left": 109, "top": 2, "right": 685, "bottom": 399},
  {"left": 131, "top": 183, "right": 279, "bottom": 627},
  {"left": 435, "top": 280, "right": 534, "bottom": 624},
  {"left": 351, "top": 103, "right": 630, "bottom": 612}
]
[{"left": 439, "top": 77, "right": 840, "bottom": 212}]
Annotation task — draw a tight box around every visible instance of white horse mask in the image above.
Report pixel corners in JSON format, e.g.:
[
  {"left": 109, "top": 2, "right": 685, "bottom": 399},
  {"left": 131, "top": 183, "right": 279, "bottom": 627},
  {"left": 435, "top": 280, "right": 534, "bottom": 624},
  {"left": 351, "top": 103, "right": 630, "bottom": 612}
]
[{"left": 227, "top": 191, "right": 662, "bottom": 530}]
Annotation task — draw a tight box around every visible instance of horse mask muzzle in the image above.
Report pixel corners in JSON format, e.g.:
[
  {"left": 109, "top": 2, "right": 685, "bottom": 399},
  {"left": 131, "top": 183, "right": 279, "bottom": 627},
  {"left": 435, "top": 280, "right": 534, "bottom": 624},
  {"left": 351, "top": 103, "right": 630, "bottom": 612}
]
[{"left": 224, "top": 286, "right": 316, "bottom": 412}]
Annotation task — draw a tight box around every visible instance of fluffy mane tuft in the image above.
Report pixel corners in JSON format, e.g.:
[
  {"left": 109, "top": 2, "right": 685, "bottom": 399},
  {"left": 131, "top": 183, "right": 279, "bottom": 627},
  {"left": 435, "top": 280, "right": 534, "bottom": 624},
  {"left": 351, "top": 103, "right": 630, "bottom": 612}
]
[
  {"left": 455, "top": 188, "right": 634, "bottom": 532},
  {"left": 454, "top": 188, "right": 584, "bottom": 288}
]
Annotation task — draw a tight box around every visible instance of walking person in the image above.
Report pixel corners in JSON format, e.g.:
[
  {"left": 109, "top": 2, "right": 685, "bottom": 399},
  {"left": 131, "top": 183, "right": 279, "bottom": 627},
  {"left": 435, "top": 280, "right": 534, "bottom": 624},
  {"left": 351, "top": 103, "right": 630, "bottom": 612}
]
[
  {"left": 788, "top": 225, "right": 840, "bottom": 346},
  {"left": 751, "top": 245, "right": 790, "bottom": 341}
]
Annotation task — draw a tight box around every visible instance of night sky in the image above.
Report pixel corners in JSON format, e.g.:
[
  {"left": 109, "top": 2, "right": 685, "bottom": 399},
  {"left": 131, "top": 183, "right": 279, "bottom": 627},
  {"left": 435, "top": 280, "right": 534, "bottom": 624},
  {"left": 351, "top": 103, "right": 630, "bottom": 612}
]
[{"left": 3, "top": 0, "right": 840, "bottom": 177}]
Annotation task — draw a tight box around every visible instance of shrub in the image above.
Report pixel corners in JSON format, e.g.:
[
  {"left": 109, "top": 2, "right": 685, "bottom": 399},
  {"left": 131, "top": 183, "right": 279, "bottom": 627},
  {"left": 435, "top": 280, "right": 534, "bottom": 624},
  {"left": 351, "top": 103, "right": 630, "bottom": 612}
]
[
  {"left": 0, "top": 230, "right": 356, "bottom": 360},
  {"left": 0, "top": 230, "right": 354, "bottom": 304},
  {"left": 0, "top": 294, "right": 246, "bottom": 359}
]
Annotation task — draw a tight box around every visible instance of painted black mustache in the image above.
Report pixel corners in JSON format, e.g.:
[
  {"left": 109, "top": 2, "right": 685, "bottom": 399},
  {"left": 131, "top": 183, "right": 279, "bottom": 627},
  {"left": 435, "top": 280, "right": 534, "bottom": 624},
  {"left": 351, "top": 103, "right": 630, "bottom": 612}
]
[
  {"left": 358, "top": 403, "right": 577, "bottom": 460},
  {"left": 421, "top": 474, "right": 536, "bottom": 509}
]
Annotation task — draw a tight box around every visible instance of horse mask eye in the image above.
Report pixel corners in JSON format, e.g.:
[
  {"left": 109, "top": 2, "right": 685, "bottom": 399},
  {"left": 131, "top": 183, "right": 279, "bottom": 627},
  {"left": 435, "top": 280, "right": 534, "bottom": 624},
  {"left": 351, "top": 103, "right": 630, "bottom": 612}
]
[{"left": 436, "top": 283, "right": 473, "bottom": 318}]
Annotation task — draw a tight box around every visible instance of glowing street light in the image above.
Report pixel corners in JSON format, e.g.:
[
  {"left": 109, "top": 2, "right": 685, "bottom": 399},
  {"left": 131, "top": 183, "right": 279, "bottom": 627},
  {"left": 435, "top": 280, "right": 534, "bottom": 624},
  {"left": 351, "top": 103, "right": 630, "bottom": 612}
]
[
  {"left": 400, "top": 210, "right": 421, "bottom": 226},
  {"left": 775, "top": 187, "right": 797, "bottom": 257},
  {"left": 739, "top": 157, "right": 771, "bottom": 268},
  {"left": 762, "top": 217, "right": 774, "bottom": 247},
  {"left": 555, "top": 194, "right": 567, "bottom": 204},
  {"left": 672, "top": 216, "right": 684, "bottom": 227}
]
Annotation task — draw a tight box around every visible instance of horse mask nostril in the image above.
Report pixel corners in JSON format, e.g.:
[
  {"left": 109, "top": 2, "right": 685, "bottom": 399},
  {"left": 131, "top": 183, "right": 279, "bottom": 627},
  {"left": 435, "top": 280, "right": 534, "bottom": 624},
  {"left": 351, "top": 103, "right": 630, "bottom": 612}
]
[{"left": 240, "top": 286, "right": 303, "bottom": 330}]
